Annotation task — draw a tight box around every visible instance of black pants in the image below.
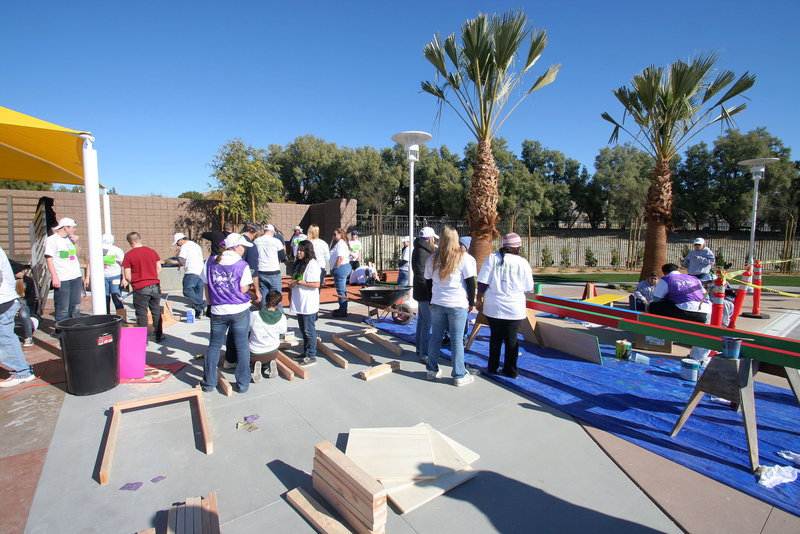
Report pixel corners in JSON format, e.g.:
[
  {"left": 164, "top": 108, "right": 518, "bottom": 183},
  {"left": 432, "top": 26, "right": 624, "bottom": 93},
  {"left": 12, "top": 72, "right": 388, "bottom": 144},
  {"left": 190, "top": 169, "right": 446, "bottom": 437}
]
[
  {"left": 487, "top": 316, "right": 523, "bottom": 374},
  {"left": 133, "top": 284, "right": 162, "bottom": 338},
  {"left": 648, "top": 300, "right": 708, "bottom": 323}
]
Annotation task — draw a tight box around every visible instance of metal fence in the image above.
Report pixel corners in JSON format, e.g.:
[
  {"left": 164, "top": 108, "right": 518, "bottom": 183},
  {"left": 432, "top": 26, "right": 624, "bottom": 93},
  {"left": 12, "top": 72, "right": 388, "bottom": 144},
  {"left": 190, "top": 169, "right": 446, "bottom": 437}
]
[{"left": 355, "top": 214, "right": 798, "bottom": 273}]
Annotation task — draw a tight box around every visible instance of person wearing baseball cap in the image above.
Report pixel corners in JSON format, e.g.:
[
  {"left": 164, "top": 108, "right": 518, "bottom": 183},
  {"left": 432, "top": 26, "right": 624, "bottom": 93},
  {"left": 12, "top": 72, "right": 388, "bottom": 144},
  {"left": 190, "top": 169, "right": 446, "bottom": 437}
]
[
  {"left": 200, "top": 231, "right": 255, "bottom": 394},
  {"left": 682, "top": 237, "right": 715, "bottom": 282},
  {"left": 476, "top": 233, "right": 534, "bottom": 379},
  {"left": 412, "top": 227, "right": 438, "bottom": 363},
  {"left": 397, "top": 236, "right": 411, "bottom": 287},
  {"left": 254, "top": 224, "right": 286, "bottom": 310},
  {"left": 44, "top": 217, "right": 82, "bottom": 331},
  {"left": 348, "top": 230, "right": 362, "bottom": 270},
  {"left": 173, "top": 232, "right": 206, "bottom": 319}
]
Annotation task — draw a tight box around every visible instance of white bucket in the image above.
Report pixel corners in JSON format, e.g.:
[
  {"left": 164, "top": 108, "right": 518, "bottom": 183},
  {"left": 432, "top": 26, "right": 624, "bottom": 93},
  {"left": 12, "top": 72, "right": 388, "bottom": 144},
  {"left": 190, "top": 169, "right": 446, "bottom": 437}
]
[{"left": 680, "top": 358, "right": 701, "bottom": 381}]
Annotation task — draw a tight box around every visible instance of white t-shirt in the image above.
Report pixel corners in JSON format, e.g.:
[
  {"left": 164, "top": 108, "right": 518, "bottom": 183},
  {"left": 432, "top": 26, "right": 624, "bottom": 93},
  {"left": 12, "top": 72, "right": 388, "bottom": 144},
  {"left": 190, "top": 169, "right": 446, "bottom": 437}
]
[
  {"left": 254, "top": 234, "right": 284, "bottom": 272},
  {"left": 44, "top": 233, "right": 81, "bottom": 281},
  {"left": 291, "top": 233, "right": 307, "bottom": 257},
  {"left": 179, "top": 240, "right": 204, "bottom": 276},
  {"left": 349, "top": 265, "right": 376, "bottom": 285},
  {"left": 477, "top": 252, "right": 534, "bottom": 320},
  {"left": 349, "top": 239, "right": 361, "bottom": 261},
  {"left": 330, "top": 240, "right": 350, "bottom": 269},
  {"left": 424, "top": 252, "right": 477, "bottom": 308},
  {"left": 201, "top": 251, "right": 254, "bottom": 316},
  {"left": 102, "top": 244, "right": 125, "bottom": 278},
  {"left": 249, "top": 310, "right": 288, "bottom": 354},
  {"left": 399, "top": 245, "right": 410, "bottom": 272},
  {"left": 0, "top": 247, "right": 20, "bottom": 306},
  {"left": 290, "top": 259, "right": 321, "bottom": 315},
  {"left": 311, "top": 238, "right": 331, "bottom": 269}
]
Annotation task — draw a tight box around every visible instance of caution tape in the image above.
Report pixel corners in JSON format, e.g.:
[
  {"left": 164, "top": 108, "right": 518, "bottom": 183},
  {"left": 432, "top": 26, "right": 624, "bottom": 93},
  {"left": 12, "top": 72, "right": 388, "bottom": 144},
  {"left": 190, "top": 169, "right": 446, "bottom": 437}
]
[{"left": 719, "top": 273, "right": 800, "bottom": 298}]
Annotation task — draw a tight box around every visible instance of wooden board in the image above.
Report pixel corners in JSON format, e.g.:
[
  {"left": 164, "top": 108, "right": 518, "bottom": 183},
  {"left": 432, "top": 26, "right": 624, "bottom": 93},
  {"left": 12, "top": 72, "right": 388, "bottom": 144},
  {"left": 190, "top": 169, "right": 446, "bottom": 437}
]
[
  {"left": 217, "top": 368, "right": 233, "bottom": 396},
  {"left": 583, "top": 294, "right": 628, "bottom": 306},
  {"left": 519, "top": 308, "right": 544, "bottom": 346},
  {"left": 382, "top": 466, "right": 477, "bottom": 514},
  {"left": 338, "top": 327, "right": 377, "bottom": 337},
  {"left": 317, "top": 338, "right": 349, "bottom": 369},
  {"left": 312, "top": 474, "right": 383, "bottom": 534},
  {"left": 333, "top": 335, "right": 374, "bottom": 364},
  {"left": 286, "top": 487, "right": 352, "bottom": 534},
  {"left": 345, "top": 427, "right": 437, "bottom": 480},
  {"left": 359, "top": 361, "right": 401, "bottom": 381},
  {"left": 313, "top": 459, "right": 388, "bottom": 524},
  {"left": 464, "top": 312, "right": 489, "bottom": 351},
  {"left": 536, "top": 320, "right": 602, "bottom": 365},
  {"left": 277, "top": 350, "right": 309, "bottom": 379},
  {"left": 276, "top": 359, "right": 295, "bottom": 381},
  {"left": 365, "top": 332, "right": 402, "bottom": 356},
  {"left": 99, "top": 390, "right": 212, "bottom": 486}
]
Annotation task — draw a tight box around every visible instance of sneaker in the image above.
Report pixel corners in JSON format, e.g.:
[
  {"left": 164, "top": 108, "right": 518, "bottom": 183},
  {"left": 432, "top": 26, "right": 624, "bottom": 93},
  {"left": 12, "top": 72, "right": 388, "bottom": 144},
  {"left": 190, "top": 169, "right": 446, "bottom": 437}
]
[
  {"left": 251, "top": 361, "right": 262, "bottom": 383},
  {"left": 419, "top": 355, "right": 429, "bottom": 364},
  {"left": 291, "top": 353, "right": 307, "bottom": 363},
  {"left": 0, "top": 373, "right": 37, "bottom": 388},
  {"left": 426, "top": 369, "right": 442, "bottom": 380},
  {"left": 501, "top": 368, "right": 519, "bottom": 379},
  {"left": 23, "top": 337, "right": 34, "bottom": 347},
  {"left": 299, "top": 356, "right": 318, "bottom": 367},
  {"left": 454, "top": 373, "right": 475, "bottom": 387},
  {"left": 265, "top": 360, "right": 278, "bottom": 379},
  {"left": 154, "top": 335, "right": 166, "bottom": 343},
  {"left": 222, "top": 359, "right": 237, "bottom": 370}
]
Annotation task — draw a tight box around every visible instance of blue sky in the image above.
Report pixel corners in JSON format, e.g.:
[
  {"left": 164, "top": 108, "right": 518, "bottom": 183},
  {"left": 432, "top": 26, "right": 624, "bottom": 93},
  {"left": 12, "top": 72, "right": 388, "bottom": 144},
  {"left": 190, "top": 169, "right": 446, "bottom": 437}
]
[{"left": 2, "top": 1, "right": 798, "bottom": 196}]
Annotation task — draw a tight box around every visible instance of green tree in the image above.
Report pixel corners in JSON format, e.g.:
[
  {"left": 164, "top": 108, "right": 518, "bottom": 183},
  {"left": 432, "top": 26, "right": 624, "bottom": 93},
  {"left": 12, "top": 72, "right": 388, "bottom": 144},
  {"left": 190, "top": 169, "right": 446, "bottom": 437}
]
[
  {"left": 415, "top": 146, "right": 468, "bottom": 217},
  {"left": 178, "top": 190, "right": 205, "bottom": 200},
  {"left": 602, "top": 52, "right": 755, "bottom": 279},
  {"left": 592, "top": 144, "right": 652, "bottom": 227},
  {"left": 520, "top": 140, "right": 583, "bottom": 225},
  {"left": 673, "top": 142, "right": 717, "bottom": 230},
  {"left": 343, "top": 145, "right": 400, "bottom": 216},
  {"left": 269, "top": 135, "right": 345, "bottom": 204},
  {"left": 422, "top": 10, "right": 560, "bottom": 269},
  {"left": 0, "top": 179, "right": 53, "bottom": 191},
  {"left": 209, "top": 138, "right": 282, "bottom": 223}
]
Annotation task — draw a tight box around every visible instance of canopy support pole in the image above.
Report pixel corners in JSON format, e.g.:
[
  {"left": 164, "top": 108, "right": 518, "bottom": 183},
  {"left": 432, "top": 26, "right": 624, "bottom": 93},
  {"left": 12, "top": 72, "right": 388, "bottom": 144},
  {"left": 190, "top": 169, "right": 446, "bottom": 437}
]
[
  {"left": 102, "top": 188, "right": 112, "bottom": 235},
  {"left": 81, "top": 135, "right": 106, "bottom": 315}
]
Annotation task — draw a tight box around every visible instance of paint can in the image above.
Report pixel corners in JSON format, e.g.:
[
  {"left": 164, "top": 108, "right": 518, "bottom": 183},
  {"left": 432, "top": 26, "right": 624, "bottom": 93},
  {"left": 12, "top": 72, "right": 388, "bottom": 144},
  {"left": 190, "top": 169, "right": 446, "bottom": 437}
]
[
  {"left": 534, "top": 282, "right": 544, "bottom": 295},
  {"left": 186, "top": 309, "right": 195, "bottom": 323},
  {"left": 721, "top": 336, "right": 742, "bottom": 359},
  {"left": 680, "top": 358, "right": 701, "bottom": 381},
  {"left": 615, "top": 340, "right": 632, "bottom": 360}
]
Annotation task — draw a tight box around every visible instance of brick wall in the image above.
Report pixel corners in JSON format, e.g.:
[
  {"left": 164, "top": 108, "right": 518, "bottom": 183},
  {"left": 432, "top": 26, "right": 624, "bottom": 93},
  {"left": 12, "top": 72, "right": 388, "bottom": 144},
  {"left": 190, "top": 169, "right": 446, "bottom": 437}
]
[{"left": 1, "top": 190, "right": 357, "bottom": 266}]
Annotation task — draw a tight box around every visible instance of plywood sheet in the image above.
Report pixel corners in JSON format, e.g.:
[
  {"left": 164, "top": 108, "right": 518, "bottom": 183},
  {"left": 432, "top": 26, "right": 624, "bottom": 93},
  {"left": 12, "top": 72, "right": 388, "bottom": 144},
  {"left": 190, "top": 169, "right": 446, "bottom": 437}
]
[
  {"left": 346, "top": 427, "right": 437, "bottom": 480},
  {"left": 383, "top": 466, "right": 478, "bottom": 514},
  {"left": 537, "top": 320, "right": 602, "bottom": 365}
]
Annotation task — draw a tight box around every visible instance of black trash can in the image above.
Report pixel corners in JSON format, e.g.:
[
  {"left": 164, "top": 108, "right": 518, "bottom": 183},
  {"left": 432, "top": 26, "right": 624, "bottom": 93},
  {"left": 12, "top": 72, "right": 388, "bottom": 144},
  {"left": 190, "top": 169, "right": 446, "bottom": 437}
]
[{"left": 57, "top": 314, "right": 122, "bottom": 395}]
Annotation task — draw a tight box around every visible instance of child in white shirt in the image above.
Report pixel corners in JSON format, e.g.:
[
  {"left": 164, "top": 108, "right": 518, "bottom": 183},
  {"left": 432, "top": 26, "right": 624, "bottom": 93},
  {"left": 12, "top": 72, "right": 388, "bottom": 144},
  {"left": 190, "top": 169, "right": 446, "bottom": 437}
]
[{"left": 248, "top": 290, "right": 287, "bottom": 381}]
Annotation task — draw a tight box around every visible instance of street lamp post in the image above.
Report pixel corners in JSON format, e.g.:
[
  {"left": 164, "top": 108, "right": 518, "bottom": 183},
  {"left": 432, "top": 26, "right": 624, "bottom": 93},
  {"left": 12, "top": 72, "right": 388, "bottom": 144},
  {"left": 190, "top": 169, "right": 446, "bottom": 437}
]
[
  {"left": 738, "top": 158, "right": 779, "bottom": 267},
  {"left": 391, "top": 130, "right": 432, "bottom": 271}
]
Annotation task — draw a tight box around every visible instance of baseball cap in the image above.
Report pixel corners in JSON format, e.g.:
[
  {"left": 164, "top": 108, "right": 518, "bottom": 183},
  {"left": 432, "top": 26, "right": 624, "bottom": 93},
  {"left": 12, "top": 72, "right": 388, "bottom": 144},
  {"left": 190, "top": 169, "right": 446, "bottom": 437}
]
[
  {"left": 263, "top": 223, "right": 275, "bottom": 231},
  {"left": 293, "top": 225, "right": 303, "bottom": 231},
  {"left": 351, "top": 230, "right": 358, "bottom": 235},
  {"left": 223, "top": 232, "right": 253, "bottom": 249},
  {"left": 102, "top": 233, "right": 115, "bottom": 246},
  {"left": 402, "top": 236, "right": 410, "bottom": 242},
  {"left": 241, "top": 222, "right": 258, "bottom": 233},
  {"left": 419, "top": 227, "right": 438, "bottom": 239},
  {"left": 54, "top": 217, "right": 77, "bottom": 230},
  {"left": 172, "top": 232, "right": 186, "bottom": 246},
  {"left": 693, "top": 238, "right": 705, "bottom": 246},
  {"left": 503, "top": 233, "right": 522, "bottom": 248}
]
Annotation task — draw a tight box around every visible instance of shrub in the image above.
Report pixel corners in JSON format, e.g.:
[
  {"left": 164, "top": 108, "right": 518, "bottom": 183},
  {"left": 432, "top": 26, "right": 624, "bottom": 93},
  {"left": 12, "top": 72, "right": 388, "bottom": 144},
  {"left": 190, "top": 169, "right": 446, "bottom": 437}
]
[
  {"left": 560, "top": 245, "right": 572, "bottom": 268},
  {"left": 611, "top": 248, "right": 621, "bottom": 270},
  {"left": 541, "top": 245, "right": 554, "bottom": 268},
  {"left": 680, "top": 244, "right": 691, "bottom": 262},
  {"left": 585, "top": 246, "right": 598, "bottom": 267}
]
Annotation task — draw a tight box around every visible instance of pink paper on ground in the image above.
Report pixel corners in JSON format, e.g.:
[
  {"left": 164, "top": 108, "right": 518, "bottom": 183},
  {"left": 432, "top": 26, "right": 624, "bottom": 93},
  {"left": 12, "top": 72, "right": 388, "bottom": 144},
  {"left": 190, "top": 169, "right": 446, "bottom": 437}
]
[{"left": 119, "top": 327, "right": 147, "bottom": 379}]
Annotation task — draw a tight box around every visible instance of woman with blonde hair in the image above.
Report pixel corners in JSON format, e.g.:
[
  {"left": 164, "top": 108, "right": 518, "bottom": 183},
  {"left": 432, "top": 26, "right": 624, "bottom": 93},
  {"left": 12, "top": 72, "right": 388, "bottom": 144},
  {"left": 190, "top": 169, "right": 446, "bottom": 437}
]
[
  {"left": 329, "top": 228, "right": 351, "bottom": 317},
  {"left": 424, "top": 226, "right": 477, "bottom": 386},
  {"left": 307, "top": 225, "right": 330, "bottom": 291}
]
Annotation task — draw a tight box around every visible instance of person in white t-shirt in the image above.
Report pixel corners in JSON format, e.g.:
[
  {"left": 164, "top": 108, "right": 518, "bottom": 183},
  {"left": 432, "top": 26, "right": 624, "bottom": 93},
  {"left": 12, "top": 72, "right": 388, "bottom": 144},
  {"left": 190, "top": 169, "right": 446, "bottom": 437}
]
[
  {"left": 476, "top": 233, "right": 534, "bottom": 379},
  {"left": 424, "top": 226, "right": 477, "bottom": 387},
  {"left": 254, "top": 224, "right": 286, "bottom": 310},
  {"left": 348, "top": 230, "right": 362, "bottom": 270},
  {"left": 329, "top": 228, "right": 352, "bottom": 317},
  {"left": 248, "top": 290, "right": 287, "bottom": 381},
  {"left": 44, "top": 217, "right": 83, "bottom": 329},
  {"left": 349, "top": 264, "right": 377, "bottom": 285},
  {"left": 308, "top": 225, "right": 330, "bottom": 291},
  {"left": 289, "top": 240, "right": 321, "bottom": 366},
  {"left": 0, "top": 245, "right": 36, "bottom": 388},
  {"left": 174, "top": 232, "right": 207, "bottom": 318},
  {"left": 396, "top": 236, "right": 410, "bottom": 287},
  {"left": 100, "top": 234, "right": 126, "bottom": 313}
]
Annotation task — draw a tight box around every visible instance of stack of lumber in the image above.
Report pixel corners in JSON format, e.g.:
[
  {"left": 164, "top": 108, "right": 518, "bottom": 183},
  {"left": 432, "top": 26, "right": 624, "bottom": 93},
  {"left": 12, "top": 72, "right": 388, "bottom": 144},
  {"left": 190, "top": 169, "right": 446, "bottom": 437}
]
[
  {"left": 136, "top": 491, "right": 220, "bottom": 534},
  {"left": 345, "top": 423, "right": 479, "bottom": 514},
  {"left": 312, "top": 441, "right": 388, "bottom": 534}
]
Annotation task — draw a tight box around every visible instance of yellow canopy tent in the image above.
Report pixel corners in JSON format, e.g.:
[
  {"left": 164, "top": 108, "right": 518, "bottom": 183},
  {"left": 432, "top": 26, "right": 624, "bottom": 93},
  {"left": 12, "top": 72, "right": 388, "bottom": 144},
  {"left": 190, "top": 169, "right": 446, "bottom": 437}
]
[{"left": 0, "top": 105, "right": 107, "bottom": 314}]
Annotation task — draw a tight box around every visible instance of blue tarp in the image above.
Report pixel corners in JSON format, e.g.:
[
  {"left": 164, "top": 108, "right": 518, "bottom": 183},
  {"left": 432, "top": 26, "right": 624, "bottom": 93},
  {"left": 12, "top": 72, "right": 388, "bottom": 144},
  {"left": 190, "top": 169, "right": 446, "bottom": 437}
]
[{"left": 368, "top": 315, "right": 800, "bottom": 517}]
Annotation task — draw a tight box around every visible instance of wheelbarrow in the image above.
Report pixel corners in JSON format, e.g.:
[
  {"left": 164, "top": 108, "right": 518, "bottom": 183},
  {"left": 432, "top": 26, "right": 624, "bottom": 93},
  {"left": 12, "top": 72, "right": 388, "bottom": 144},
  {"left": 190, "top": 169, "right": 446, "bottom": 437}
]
[{"left": 344, "top": 285, "right": 413, "bottom": 324}]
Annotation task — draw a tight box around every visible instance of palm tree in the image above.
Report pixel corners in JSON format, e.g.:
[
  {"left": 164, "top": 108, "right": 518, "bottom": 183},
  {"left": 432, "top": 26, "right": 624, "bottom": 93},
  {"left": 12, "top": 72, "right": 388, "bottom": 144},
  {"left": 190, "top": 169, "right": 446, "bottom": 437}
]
[
  {"left": 421, "top": 10, "right": 559, "bottom": 269},
  {"left": 602, "top": 53, "right": 755, "bottom": 279}
]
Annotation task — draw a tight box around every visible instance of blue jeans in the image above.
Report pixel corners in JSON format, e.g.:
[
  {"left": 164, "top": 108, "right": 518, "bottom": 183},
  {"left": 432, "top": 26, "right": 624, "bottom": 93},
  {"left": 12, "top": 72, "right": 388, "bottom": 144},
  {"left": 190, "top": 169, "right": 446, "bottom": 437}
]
[
  {"left": 396, "top": 269, "right": 409, "bottom": 287},
  {"left": 258, "top": 271, "right": 283, "bottom": 310},
  {"left": 16, "top": 299, "right": 34, "bottom": 339},
  {"left": 105, "top": 275, "right": 124, "bottom": 312},
  {"left": 416, "top": 300, "right": 431, "bottom": 358},
  {"left": 319, "top": 268, "right": 326, "bottom": 293},
  {"left": 203, "top": 309, "right": 251, "bottom": 392},
  {"left": 182, "top": 273, "right": 206, "bottom": 315},
  {"left": 427, "top": 304, "right": 468, "bottom": 379},
  {"left": 296, "top": 313, "right": 317, "bottom": 358},
  {"left": 331, "top": 263, "right": 352, "bottom": 312},
  {"left": 53, "top": 277, "right": 82, "bottom": 324},
  {"left": 1, "top": 301, "right": 32, "bottom": 377}
]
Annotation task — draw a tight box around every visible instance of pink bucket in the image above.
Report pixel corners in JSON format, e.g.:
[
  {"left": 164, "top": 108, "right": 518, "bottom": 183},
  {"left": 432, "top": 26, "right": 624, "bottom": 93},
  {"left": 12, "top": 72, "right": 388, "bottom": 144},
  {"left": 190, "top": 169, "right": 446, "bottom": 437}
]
[{"left": 118, "top": 327, "right": 147, "bottom": 379}]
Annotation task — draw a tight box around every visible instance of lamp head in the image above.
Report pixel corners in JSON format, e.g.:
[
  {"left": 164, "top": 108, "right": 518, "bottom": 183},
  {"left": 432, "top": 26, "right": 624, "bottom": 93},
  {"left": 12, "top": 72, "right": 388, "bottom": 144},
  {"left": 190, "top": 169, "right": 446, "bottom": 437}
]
[
  {"left": 738, "top": 157, "right": 779, "bottom": 181},
  {"left": 392, "top": 131, "right": 432, "bottom": 162}
]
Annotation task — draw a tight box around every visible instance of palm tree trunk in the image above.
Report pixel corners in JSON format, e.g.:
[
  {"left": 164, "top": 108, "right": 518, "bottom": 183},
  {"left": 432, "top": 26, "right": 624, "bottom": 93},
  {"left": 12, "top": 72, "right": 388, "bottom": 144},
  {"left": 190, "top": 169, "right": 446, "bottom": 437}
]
[
  {"left": 466, "top": 139, "right": 501, "bottom": 271},
  {"left": 640, "top": 160, "right": 673, "bottom": 280}
]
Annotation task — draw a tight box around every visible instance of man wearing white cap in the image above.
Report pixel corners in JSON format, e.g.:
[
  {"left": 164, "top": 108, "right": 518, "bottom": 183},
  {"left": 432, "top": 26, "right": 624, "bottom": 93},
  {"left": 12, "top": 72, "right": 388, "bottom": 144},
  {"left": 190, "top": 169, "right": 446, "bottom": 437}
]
[
  {"left": 174, "top": 232, "right": 206, "bottom": 318},
  {"left": 254, "top": 224, "right": 285, "bottom": 310},
  {"left": 97, "top": 234, "right": 126, "bottom": 314},
  {"left": 412, "top": 227, "right": 438, "bottom": 363},
  {"left": 44, "top": 217, "right": 83, "bottom": 329},
  {"left": 682, "top": 237, "right": 715, "bottom": 282},
  {"left": 397, "top": 236, "right": 411, "bottom": 287}
]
